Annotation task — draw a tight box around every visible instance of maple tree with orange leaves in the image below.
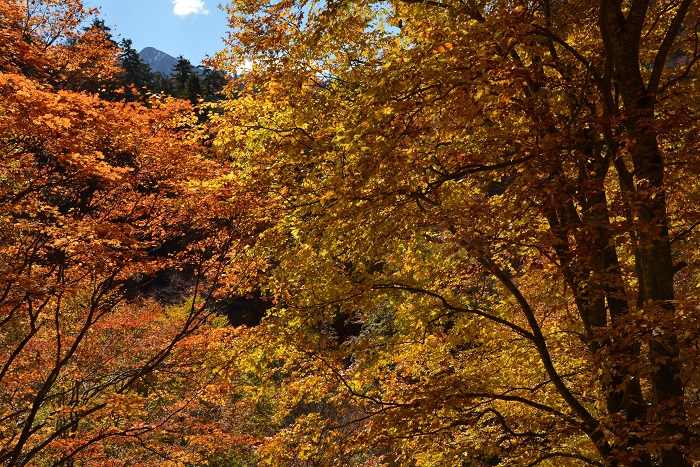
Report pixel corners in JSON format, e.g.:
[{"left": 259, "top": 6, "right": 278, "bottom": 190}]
[{"left": 0, "top": 1, "right": 262, "bottom": 465}]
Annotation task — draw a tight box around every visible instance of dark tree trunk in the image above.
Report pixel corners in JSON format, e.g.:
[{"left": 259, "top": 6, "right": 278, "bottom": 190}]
[{"left": 599, "top": 1, "right": 691, "bottom": 465}]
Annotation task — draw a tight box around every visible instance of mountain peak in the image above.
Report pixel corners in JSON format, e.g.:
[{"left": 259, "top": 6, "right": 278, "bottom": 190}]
[{"left": 139, "top": 47, "right": 179, "bottom": 75}]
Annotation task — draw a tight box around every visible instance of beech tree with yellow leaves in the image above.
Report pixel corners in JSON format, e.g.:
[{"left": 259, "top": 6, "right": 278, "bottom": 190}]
[{"left": 214, "top": 0, "right": 700, "bottom": 465}]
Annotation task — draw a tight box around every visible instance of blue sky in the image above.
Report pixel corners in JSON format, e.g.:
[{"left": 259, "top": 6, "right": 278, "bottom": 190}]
[{"left": 87, "top": 0, "right": 230, "bottom": 66}]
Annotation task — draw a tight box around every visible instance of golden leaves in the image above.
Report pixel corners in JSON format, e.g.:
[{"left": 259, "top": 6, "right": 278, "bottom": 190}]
[{"left": 210, "top": 0, "right": 700, "bottom": 464}]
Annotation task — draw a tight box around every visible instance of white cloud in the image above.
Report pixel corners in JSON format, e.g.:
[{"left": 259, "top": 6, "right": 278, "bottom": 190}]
[{"left": 172, "top": 0, "right": 209, "bottom": 17}]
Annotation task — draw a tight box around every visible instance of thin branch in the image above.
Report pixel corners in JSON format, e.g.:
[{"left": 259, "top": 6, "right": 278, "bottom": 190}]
[
  {"left": 527, "top": 451, "right": 605, "bottom": 467},
  {"left": 670, "top": 221, "right": 700, "bottom": 244},
  {"left": 659, "top": 19, "right": 700, "bottom": 92},
  {"left": 530, "top": 24, "right": 616, "bottom": 117},
  {"left": 476, "top": 253, "right": 612, "bottom": 459},
  {"left": 399, "top": 0, "right": 450, "bottom": 9},
  {"left": 453, "top": 391, "right": 577, "bottom": 424},
  {"left": 648, "top": 0, "right": 693, "bottom": 93},
  {"left": 372, "top": 283, "right": 536, "bottom": 340},
  {"left": 309, "top": 351, "right": 409, "bottom": 408}
]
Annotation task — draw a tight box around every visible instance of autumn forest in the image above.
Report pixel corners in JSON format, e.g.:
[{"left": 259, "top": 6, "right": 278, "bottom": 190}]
[{"left": 2, "top": 0, "right": 700, "bottom": 466}]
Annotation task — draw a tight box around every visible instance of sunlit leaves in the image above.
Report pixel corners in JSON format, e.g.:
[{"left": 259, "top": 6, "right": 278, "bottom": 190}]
[{"left": 214, "top": 0, "right": 700, "bottom": 464}]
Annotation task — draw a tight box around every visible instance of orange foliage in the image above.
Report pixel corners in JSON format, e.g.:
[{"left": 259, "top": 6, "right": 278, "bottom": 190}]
[
  {"left": 0, "top": 0, "right": 121, "bottom": 90},
  {"left": 0, "top": 1, "right": 256, "bottom": 465}
]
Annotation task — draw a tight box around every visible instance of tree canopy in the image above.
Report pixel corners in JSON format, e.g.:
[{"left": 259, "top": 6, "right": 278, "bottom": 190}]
[
  {"left": 4, "top": 0, "right": 700, "bottom": 465},
  {"left": 212, "top": 0, "right": 700, "bottom": 465},
  {"left": 0, "top": 1, "right": 254, "bottom": 465}
]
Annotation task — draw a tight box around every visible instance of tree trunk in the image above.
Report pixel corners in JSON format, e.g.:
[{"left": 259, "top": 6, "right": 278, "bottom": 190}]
[{"left": 600, "top": 2, "right": 690, "bottom": 465}]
